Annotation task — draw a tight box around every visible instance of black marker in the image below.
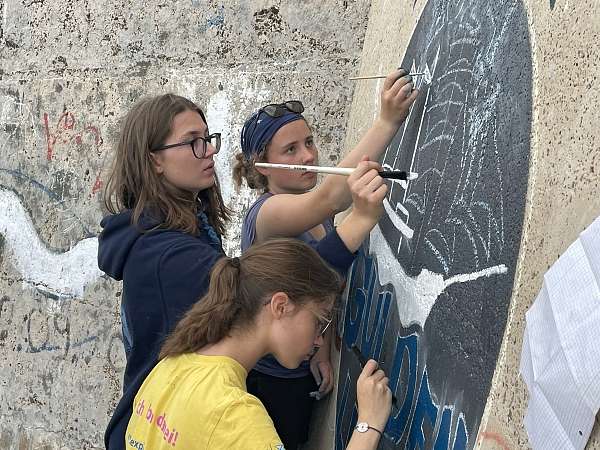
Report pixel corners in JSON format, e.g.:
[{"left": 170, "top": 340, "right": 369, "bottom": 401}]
[{"left": 351, "top": 344, "right": 398, "bottom": 407}]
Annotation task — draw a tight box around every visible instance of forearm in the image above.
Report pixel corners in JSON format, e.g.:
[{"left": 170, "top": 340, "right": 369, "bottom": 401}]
[
  {"left": 336, "top": 210, "right": 378, "bottom": 253},
  {"left": 255, "top": 191, "right": 339, "bottom": 242},
  {"left": 313, "top": 229, "right": 356, "bottom": 274},
  {"left": 339, "top": 118, "right": 400, "bottom": 169}
]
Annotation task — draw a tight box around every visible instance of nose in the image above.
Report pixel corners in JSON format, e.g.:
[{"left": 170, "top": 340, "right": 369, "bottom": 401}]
[
  {"left": 204, "top": 142, "right": 218, "bottom": 158},
  {"left": 301, "top": 146, "right": 315, "bottom": 165},
  {"left": 313, "top": 333, "right": 324, "bottom": 347}
]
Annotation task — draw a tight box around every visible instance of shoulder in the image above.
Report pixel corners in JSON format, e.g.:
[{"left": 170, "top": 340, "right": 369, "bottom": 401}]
[
  {"left": 211, "top": 393, "right": 283, "bottom": 449},
  {"left": 242, "top": 193, "right": 273, "bottom": 251},
  {"left": 245, "top": 192, "right": 274, "bottom": 219},
  {"left": 157, "top": 235, "right": 223, "bottom": 273}
]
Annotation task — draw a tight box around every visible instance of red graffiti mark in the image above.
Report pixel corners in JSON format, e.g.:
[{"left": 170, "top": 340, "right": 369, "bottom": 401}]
[
  {"left": 42, "top": 111, "right": 104, "bottom": 162},
  {"left": 84, "top": 125, "right": 103, "bottom": 146},
  {"left": 42, "top": 111, "right": 107, "bottom": 196},
  {"left": 91, "top": 174, "right": 103, "bottom": 195},
  {"left": 477, "top": 431, "right": 511, "bottom": 450},
  {"left": 61, "top": 112, "right": 75, "bottom": 130}
]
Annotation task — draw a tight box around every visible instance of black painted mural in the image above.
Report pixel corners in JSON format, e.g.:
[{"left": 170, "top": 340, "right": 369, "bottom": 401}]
[{"left": 335, "top": 0, "right": 532, "bottom": 448}]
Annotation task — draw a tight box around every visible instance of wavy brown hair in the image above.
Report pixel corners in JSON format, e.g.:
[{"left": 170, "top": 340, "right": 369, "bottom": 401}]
[
  {"left": 160, "top": 238, "right": 341, "bottom": 359},
  {"left": 103, "top": 93, "right": 231, "bottom": 235},
  {"left": 232, "top": 149, "right": 269, "bottom": 192}
]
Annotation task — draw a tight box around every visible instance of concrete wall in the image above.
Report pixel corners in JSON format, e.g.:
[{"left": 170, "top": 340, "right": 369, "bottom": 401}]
[
  {"left": 0, "top": 1, "right": 371, "bottom": 448},
  {"left": 335, "top": 0, "right": 600, "bottom": 449},
  {"left": 2, "top": 0, "right": 599, "bottom": 449}
]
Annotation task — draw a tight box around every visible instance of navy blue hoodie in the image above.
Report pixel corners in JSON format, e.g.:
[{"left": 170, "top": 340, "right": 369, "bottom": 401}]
[
  {"left": 99, "top": 209, "right": 355, "bottom": 450},
  {"left": 98, "top": 211, "right": 224, "bottom": 450}
]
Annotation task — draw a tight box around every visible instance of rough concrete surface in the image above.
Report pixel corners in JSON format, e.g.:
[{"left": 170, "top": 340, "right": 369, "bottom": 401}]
[
  {"left": 1, "top": 0, "right": 599, "bottom": 449},
  {"left": 0, "top": 1, "right": 371, "bottom": 448},
  {"left": 478, "top": 0, "right": 600, "bottom": 449}
]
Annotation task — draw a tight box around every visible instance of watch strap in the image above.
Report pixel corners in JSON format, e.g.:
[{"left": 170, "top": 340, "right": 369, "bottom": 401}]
[
  {"left": 367, "top": 425, "right": 382, "bottom": 436},
  {"left": 355, "top": 421, "right": 382, "bottom": 436}
]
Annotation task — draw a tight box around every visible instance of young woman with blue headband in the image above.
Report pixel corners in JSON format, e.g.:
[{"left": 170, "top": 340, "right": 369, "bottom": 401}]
[{"left": 232, "top": 69, "right": 418, "bottom": 449}]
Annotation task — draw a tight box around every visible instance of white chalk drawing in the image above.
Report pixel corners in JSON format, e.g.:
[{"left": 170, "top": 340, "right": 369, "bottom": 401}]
[
  {"left": 0, "top": 188, "right": 102, "bottom": 298},
  {"left": 370, "top": 224, "right": 506, "bottom": 328},
  {"left": 382, "top": 45, "right": 441, "bottom": 246},
  {"left": 389, "top": 33, "right": 508, "bottom": 260},
  {"left": 373, "top": 1, "right": 528, "bottom": 326},
  {"left": 338, "top": 1, "right": 532, "bottom": 447}
]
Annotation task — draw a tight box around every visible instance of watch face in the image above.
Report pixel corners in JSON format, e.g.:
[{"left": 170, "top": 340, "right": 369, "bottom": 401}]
[{"left": 356, "top": 422, "right": 369, "bottom": 433}]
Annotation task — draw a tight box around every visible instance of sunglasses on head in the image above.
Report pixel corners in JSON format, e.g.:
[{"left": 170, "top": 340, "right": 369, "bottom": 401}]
[
  {"left": 260, "top": 100, "right": 304, "bottom": 118},
  {"left": 242, "top": 101, "right": 305, "bottom": 157}
]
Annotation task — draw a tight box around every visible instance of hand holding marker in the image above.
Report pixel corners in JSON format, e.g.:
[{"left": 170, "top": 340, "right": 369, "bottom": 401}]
[
  {"left": 254, "top": 162, "right": 418, "bottom": 181},
  {"left": 352, "top": 344, "right": 398, "bottom": 408}
]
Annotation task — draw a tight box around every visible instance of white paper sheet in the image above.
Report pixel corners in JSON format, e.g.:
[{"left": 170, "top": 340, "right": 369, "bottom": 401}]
[{"left": 520, "top": 215, "right": 600, "bottom": 450}]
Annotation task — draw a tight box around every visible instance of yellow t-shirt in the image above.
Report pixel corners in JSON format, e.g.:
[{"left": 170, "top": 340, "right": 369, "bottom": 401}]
[{"left": 125, "top": 353, "right": 285, "bottom": 450}]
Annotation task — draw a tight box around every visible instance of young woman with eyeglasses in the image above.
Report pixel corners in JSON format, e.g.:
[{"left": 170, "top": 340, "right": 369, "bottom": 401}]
[
  {"left": 125, "top": 239, "right": 393, "bottom": 450},
  {"left": 98, "top": 94, "right": 230, "bottom": 450},
  {"left": 231, "top": 69, "right": 418, "bottom": 450}
]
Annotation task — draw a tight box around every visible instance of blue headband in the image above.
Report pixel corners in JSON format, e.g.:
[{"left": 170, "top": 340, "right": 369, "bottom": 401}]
[{"left": 240, "top": 110, "right": 304, "bottom": 159}]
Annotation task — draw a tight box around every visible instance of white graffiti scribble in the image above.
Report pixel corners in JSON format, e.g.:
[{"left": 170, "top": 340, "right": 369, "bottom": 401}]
[{"left": 0, "top": 188, "right": 102, "bottom": 298}]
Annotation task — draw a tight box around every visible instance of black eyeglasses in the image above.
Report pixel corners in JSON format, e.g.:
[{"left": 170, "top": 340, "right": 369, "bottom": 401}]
[{"left": 151, "top": 133, "right": 221, "bottom": 159}]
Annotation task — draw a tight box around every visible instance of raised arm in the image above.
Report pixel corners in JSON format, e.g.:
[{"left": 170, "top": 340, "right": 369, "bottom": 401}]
[
  {"left": 254, "top": 70, "right": 418, "bottom": 241},
  {"left": 320, "top": 68, "right": 420, "bottom": 211}
]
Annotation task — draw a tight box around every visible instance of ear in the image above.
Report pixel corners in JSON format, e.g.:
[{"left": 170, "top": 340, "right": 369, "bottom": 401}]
[
  {"left": 269, "top": 292, "right": 294, "bottom": 319},
  {"left": 253, "top": 155, "right": 271, "bottom": 177},
  {"left": 253, "top": 147, "right": 272, "bottom": 177},
  {"left": 150, "top": 151, "right": 165, "bottom": 174},
  {"left": 254, "top": 165, "right": 270, "bottom": 177}
]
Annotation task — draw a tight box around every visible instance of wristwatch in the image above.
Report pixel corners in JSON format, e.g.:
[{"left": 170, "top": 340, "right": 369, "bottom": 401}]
[{"left": 355, "top": 421, "right": 382, "bottom": 436}]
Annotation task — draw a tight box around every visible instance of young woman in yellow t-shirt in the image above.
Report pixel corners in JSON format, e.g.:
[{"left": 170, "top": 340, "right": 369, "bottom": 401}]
[{"left": 126, "top": 238, "right": 392, "bottom": 450}]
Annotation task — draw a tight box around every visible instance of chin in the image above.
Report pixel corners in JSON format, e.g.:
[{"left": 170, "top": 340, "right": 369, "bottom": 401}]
[
  {"left": 275, "top": 356, "right": 303, "bottom": 370},
  {"left": 197, "top": 179, "right": 216, "bottom": 191}
]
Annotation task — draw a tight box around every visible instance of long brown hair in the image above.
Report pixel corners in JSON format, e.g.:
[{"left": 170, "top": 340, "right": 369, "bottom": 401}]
[
  {"left": 103, "top": 93, "right": 231, "bottom": 235},
  {"left": 160, "top": 238, "right": 341, "bottom": 359}
]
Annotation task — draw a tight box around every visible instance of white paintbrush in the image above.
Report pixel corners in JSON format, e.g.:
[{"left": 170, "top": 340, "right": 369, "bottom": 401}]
[{"left": 254, "top": 162, "right": 418, "bottom": 181}]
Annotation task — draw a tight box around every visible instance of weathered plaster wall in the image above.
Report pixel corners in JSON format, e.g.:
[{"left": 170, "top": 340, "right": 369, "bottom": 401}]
[
  {"left": 2, "top": 0, "right": 599, "bottom": 449},
  {"left": 479, "top": 0, "right": 600, "bottom": 448},
  {"left": 336, "top": 0, "right": 600, "bottom": 449},
  {"left": 0, "top": 1, "right": 372, "bottom": 448}
]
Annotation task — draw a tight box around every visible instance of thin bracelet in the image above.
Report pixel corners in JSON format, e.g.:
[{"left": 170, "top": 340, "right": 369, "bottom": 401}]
[{"left": 367, "top": 425, "right": 382, "bottom": 436}]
